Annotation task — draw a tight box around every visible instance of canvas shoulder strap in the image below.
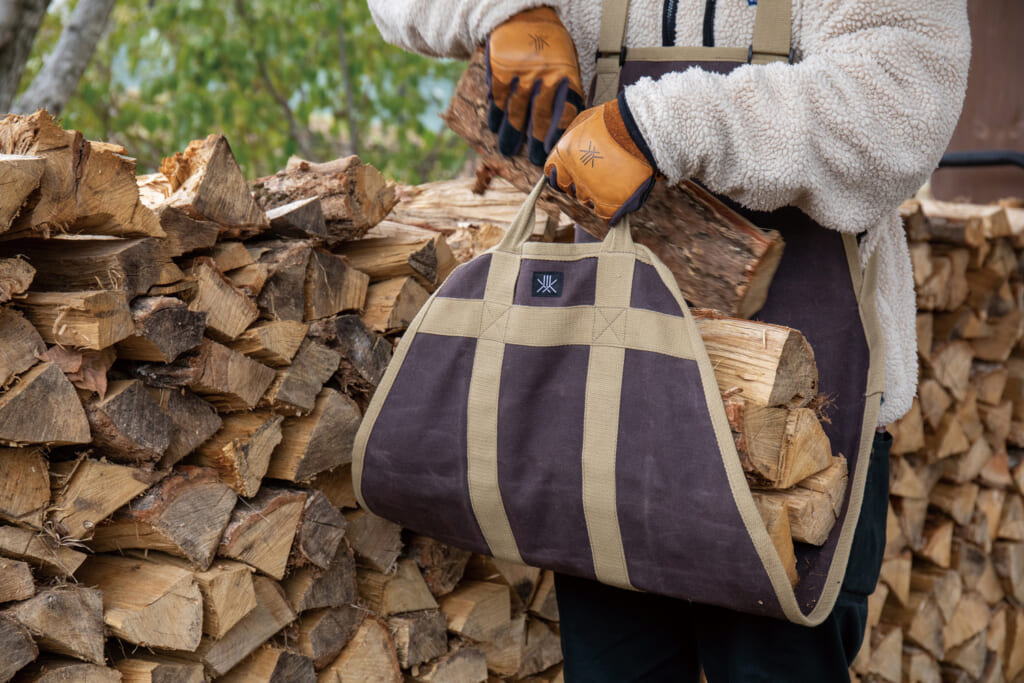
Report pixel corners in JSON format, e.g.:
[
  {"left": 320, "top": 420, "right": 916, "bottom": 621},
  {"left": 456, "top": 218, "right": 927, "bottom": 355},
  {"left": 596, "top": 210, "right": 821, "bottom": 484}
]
[{"left": 592, "top": 0, "right": 793, "bottom": 105}]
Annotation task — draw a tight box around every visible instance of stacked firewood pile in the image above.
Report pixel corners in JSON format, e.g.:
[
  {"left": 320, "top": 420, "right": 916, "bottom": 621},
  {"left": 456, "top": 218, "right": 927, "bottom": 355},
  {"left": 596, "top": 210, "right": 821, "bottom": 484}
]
[
  {"left": 0, "top": 110, "right": 568, "bottom": 682},
  {"left": 850, "top": 198, "right": 1024, "bottom": 682}
]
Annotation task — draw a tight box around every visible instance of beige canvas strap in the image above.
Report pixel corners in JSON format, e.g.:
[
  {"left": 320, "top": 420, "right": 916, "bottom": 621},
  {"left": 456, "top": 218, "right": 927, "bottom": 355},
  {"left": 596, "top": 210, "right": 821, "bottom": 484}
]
[{"left": 592, "top": 0, "right": 793, "bottom": 105}]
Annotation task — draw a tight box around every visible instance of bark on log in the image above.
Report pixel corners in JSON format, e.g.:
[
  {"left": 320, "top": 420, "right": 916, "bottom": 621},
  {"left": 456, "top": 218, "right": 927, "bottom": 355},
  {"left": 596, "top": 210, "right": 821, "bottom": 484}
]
[
  {"left": 252, "top": 156, "right": 397, "bottom": 244},
  {"left": 444, "top": 50, "right": 784, "bottom": 318},
  {"left": 89, "top": 466, "right": 237, "bottom": 570},
  {"left": 85, "top": 379, "right": 175, "bottom": 466},
  {"left": 116, "top": 296, "right": 206, "bottom": 363},
  {"left": 0, "top": 256, "right": 36, "bottom": 303}
]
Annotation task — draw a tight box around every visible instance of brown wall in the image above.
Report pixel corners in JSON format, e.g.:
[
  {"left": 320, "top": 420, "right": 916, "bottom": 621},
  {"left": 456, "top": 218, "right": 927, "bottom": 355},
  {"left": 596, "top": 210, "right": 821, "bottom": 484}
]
[{"left": 931, "top": 0, "right": 1024, "bottom": 203}]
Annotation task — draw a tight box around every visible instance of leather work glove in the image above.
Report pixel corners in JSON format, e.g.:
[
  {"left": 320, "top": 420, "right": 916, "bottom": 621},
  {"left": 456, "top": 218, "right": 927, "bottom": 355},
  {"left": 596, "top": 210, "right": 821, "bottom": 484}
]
[
  {"left": 544, "top": 96, "right": 658, "bottom": 225},
  {"left": 486, "top": 6, "right": 585, "bottom": 166}
]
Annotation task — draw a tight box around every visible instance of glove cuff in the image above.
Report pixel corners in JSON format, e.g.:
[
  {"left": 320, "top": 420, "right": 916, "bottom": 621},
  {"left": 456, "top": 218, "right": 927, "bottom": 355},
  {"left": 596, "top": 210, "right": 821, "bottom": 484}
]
[{"left": 613, "top": 91, "right": 658, "bottom": 172}]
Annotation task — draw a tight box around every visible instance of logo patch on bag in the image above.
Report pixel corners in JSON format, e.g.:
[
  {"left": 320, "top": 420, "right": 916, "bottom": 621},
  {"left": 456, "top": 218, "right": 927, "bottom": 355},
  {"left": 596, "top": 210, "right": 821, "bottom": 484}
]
[{"left": 532, "top": 272, "right": 563, "bottom": 297}]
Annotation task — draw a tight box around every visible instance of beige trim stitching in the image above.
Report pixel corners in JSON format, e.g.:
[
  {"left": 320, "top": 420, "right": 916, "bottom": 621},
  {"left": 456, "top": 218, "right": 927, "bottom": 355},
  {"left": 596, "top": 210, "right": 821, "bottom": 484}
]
[
  {"left": 580, "top": 241, "right": 635, "bottom": 589},
  {"left": 418, "top": 299, "right": 694, "bottom": 360},
  {"left": 463, "top": 251, "right": 526, "bottom": 563},
  {"left": 798, "top": 238, "right": 884, "bottom": 625}
]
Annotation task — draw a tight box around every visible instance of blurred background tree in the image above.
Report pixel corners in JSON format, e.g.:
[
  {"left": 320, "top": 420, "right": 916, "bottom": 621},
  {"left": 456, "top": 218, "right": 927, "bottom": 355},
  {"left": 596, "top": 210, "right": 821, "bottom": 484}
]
[{"left": 5, "top": 0, "right": 471, "bottom": 183}]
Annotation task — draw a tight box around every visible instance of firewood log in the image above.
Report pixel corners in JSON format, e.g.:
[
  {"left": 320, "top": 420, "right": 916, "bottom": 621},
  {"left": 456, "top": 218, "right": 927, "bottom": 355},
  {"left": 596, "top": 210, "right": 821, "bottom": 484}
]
[
  {"left": 254, "top": 241, "right": 310, "bottom": 322},
  {"left": 218, "top": 487, "right": 306, "bottom": 580},
  {"left": 48, "top": 458, "right": 162, "bottom": 539},
  {"left": 193, "top": 412, "right": 283, "bottom": 497},
  {"left": 116, "top": 296, "right": 206, "bottom": 363},
  {"left": 182, "top": 576, "right": 296, "bottom": 678},
  {"left": 0, "top": 154, "right": 45, "bottom": 232},
  {"left": 941, "top": 592, "right": 989, "bottom": 652},
  {"left": 307, "top": 313, "right": 392, "bottom": 404},
  {"left": 89, "top": 466, "right": 237, "bottom": 570},
  {"left": 0, "top": 615, "right": 38, "bottom": 681},
  {"left": 185, "top": 258, "right": 259, "bottom": 341},
  {"left": 291, "top": 490, "right": 346, "bottom": 570},
  {"left": 75, "top": 553, "right": 203, "bottom": 650},
  {"left": 219, "top": 646, "right": 315, "bottom": 683},
  {"left": 405, "top": 534, "right": 472, "bottom": 598},
  {"left": 0, "top": 557, "right": 34, "bottom": 602},
  {"left": 11, "top": 237, "right": 169, "bottom": 297},
  {"left": 724, "top": 400, "right": 831, "bottom": 489},
  {"left": 266, "top": 196, "right": 328, "bottom": 240},
  {"left": 252, "top": 155, "right": 397, "bottom": 244},
  {"left": 317, "top": 616, "right": 402, "bottom": 683},
  {"left": 337, "top": 234, "right": 456, "bottom": 292},
  {"left": 357, "top": 559, "right": 438, "bottom": 617},
  {"left": 465, "top": 555, "right": 542, "bottom": 614},
  {"left": 439, "top": 580, "right": 511, "bottom": 642},
  {"left": 21, "top": 659, "right": 126, "bottom": 682},
  {"left": 269, "top": 389, "right": 361, "bottom": 483},
  {"left": 879, "top": 551, "right": 911, "bottom": 606},
  {"left": 694, "top": 314, "right": 817, "bottom": 408},
  {"left": 259, "top": 339, "right": 340, "bottom": 416},
  {"left": 226, "top": 320, "right": 308, "bottom": 367},
  {"left": 529, "top": 570, "right": 559, "bottom": 622},
  {"left": 85, "top": 379, "right": 175, "bottom": 466},
  {"left": 412, "top": 644, "right": 489, "bottom": 683},
  {"left": 145, "top": 553, "right": 257, "bottom": 639},
  {"left": 135, "top": 338, "right": 276, "bottom": 412},
  {"left": 146, "top": 387, "right": 223, "bottom": 468},
  {"left": 8, "top": 585, "right": 105, "bottom": 664},
  {"left": 304, "top": 249, "right": 368, "bottom": 321},
  {"left": 362, "top": 276, "right": 430, "bottom": 334},
  {"left": 283, "top": 542, "right": 357, "bottom": 613},
  {"left": 295, "top": 605, "right": 365, "bottom": 669},
  {"left": 344, "top": 509, "right": 403, "bottom": 574},
  {"left": 866, "top": 624, "right": 902, "bottom": 683},
  {"left": 0, "top": 112, "right": 162, "bottom": 238},
  {"left": 0, "top": 447, "right": 48, "bottom": 529},
  {"left": 389, "top": 610, "right": 449, "bottom": 670},
  {"left": 0, "top": 308, "right": 45, "bottom": 387},
  {"left": 0, "top": 525, "right": 86, "bottom": 576},
  {"left": 0, "top": 257, "right": 35, "bottom": 304},
  {"left": 882, "top": 591, "right": 944, "bottom": 659},
  {"left": 158, "top": 134, "right": 270, "bottom": 239},
  {"left": 444, "top": 50, "right": 784, "bottom": 319},
  {"left": 113, "top": 656, "right": 205, "bottom": 683}
]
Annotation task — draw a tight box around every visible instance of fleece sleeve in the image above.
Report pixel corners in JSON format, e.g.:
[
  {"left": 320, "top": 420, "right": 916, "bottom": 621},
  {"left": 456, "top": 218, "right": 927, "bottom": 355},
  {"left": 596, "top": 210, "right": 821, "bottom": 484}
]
[
  {"left": 367, "top": 0, "right": 560, "bottom": 59},
  {"left": 622, "top": 0, "right": 971, "bottom": 234}
]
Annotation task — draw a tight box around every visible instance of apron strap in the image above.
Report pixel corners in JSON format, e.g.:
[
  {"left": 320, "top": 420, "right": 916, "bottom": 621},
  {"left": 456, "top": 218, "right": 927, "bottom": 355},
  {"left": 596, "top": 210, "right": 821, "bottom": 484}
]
[
  {"left": 750, "top": 0, "right": 793, "bottom": 63},
  {"left": 593, "top": 0, "right": 631, "bottom": 107},
  {"left": 592, "top": 0, "right": 792, "bottom": 106}
]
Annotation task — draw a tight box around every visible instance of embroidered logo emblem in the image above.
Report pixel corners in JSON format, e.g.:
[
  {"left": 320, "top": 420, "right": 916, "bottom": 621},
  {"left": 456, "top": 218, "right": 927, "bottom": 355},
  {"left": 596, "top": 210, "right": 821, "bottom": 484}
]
[
  {"left": 529, "top": 33, "right": 550, "bottom": 53},
  {"left": 579, "top": 141, "right": 603, "bottom": 167},
  {"left": 532, "top": 271, "right": 564, "bottom": 297}
]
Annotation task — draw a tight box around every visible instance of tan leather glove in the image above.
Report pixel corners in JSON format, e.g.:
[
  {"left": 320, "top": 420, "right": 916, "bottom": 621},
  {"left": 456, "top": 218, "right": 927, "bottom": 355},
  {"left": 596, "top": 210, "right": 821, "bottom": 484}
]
[
  {"left": 544, "top": 97, "right": 658, "bottom": 225},
  {"left": 487, "top": 6, "right": 584, "bottom": 165}
]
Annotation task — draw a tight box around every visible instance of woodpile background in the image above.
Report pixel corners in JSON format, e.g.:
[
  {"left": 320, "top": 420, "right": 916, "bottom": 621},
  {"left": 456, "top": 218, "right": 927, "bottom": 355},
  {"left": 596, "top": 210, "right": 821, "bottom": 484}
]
[
  {"left": 851, "top": 197, "right": 1024, "bottom": 682},
  {"left": 2, "top": 108, "right": 1023, "bottom": 683}
]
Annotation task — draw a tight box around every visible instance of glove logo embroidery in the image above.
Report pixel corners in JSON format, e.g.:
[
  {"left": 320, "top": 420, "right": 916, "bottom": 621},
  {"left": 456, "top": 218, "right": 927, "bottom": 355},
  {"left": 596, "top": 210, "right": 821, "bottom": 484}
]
[
  {"left": 532, "top": 272, "right": 564, "bottom": 297},
  {"left": 529, "top": 33, "right": 550, "bottom": 53},
  {"left": 579, "top": 141, "right": 603, "bottom": 168}
]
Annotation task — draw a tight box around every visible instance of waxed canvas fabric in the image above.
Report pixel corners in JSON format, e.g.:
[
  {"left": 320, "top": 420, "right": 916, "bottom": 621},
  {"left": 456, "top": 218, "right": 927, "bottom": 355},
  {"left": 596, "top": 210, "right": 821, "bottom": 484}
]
[{"left": 353, "top": 175, "right": 883, "bottom": 625}]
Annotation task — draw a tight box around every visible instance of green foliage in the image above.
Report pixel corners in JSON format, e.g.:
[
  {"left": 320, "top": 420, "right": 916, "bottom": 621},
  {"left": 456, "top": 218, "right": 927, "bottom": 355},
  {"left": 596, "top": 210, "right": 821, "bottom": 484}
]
[{"left": 21, "top": 0, "right": 470, "bottom": 183}]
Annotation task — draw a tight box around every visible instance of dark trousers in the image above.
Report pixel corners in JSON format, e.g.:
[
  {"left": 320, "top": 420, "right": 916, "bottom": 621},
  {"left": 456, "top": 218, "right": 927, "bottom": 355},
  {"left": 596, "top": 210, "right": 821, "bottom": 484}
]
[{"left": 555, "top": 431, "right": 893, "bottom": 683}]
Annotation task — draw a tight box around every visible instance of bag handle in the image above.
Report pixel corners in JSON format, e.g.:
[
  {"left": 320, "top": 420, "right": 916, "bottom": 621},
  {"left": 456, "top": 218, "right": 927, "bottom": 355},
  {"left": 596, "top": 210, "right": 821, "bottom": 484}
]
[{"left": 496, "top": 178, "right": 636, "bottom": 253}]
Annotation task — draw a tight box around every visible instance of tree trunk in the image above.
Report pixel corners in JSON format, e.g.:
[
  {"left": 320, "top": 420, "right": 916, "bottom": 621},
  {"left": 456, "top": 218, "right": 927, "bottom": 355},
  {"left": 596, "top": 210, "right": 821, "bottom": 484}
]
[
  {"left": 0, "top": 0, "right": 50, "bottom": 113},
  {"left": 12, "top": 0, "right": 117, "bottom": 116}
]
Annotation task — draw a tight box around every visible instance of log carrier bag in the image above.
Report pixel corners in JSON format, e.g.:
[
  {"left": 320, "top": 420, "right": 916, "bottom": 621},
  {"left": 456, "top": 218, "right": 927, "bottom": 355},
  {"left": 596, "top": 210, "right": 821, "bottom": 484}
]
[{"left": 354, "top": 0, "right": 885, "bottom": 626}]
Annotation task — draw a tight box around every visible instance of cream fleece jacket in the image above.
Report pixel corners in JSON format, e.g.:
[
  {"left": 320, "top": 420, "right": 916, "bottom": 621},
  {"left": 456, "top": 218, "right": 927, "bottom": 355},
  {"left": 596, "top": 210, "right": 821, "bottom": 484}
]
[{"left": 368, "top": 0, "right": 971, "bottom": 426}]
